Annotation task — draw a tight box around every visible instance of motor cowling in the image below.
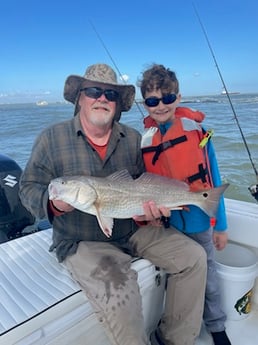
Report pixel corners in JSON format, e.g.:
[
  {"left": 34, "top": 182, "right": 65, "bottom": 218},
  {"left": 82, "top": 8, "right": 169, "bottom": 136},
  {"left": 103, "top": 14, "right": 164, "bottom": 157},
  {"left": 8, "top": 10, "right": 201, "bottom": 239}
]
[{"left": 0, "top": 154, "right": 35, "bottom": 242}]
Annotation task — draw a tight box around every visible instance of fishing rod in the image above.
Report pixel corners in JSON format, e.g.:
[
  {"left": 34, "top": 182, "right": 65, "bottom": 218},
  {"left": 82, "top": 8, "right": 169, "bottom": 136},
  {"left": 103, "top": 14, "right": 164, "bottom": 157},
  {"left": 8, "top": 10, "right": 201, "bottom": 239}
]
[
  {"left": 88, "top": 20, "right": 145, "bottom": 118},
  {"left": 192, "top": 3, "right": 258, "bottom": 201}
]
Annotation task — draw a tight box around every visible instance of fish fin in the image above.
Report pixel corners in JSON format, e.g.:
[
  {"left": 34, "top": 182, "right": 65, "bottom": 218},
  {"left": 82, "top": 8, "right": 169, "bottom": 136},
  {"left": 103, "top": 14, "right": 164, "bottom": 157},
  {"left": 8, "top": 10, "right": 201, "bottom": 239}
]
[
  {"left": 95, "top": 207, "right": 114, "bottom": 238},
  {"left": 106, "top": 169, "right": 133, "bottom": 182},
  {"left": 136, "top": 172, "right": 189, "bottom": 190},
  {"left": 198, "top": 183, "right": 229, "bottom": 217}
]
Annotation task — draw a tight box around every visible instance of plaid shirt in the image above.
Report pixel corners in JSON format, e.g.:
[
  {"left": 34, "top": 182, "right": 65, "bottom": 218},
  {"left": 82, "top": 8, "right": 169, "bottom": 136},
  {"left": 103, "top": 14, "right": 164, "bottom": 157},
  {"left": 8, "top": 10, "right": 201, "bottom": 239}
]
[{"left": 20, "top": 114, "right": 145, "bottom": 262}]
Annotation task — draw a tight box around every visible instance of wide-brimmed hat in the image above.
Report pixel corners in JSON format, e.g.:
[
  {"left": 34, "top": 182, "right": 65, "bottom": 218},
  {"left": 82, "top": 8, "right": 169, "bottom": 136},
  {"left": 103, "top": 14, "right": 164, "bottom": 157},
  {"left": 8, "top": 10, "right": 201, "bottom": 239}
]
[{"left": 64, "top": 63, "right": 135, "bottom": 112}]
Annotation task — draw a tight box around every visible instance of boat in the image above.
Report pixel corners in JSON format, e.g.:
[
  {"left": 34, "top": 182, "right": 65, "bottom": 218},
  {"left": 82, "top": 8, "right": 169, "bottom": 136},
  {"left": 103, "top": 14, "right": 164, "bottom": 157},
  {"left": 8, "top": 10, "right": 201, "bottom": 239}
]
[
  {"left": 221, "top": 87, "right": 240, "bottom": 95},
  {"left": 36, "top": 100, "right": 48, "bottom": 106},
  {"left": 0, "top": 155, "right": 258, "bottom": 345}
]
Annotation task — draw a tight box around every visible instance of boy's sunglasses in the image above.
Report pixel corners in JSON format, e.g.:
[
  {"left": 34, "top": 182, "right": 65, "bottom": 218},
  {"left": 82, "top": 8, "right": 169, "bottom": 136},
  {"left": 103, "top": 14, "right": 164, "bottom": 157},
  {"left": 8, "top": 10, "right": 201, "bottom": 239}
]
[
  {"left": 144, "top": 93, "right": 177, "bottom": 107},
  {"left": 80, "top": 87, "right": 119, "bottom": 102}
]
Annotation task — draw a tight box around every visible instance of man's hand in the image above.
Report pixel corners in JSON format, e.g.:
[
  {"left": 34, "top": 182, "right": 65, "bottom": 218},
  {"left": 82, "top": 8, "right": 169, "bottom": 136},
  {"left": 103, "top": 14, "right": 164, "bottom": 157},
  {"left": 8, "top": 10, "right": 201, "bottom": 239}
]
[{"left": 51, "top": 199, "right": 74, "bottom": 213}]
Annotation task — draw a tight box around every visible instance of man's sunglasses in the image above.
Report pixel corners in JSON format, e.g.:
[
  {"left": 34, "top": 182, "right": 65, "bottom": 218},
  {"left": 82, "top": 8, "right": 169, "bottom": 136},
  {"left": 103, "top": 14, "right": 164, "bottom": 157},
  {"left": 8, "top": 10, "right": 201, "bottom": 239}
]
[
  {"left": 80, "top": 87, "right": 119, "bottom": 102},
  {"left": 144, "top": 94, "right": 177, "bottom": 107}
]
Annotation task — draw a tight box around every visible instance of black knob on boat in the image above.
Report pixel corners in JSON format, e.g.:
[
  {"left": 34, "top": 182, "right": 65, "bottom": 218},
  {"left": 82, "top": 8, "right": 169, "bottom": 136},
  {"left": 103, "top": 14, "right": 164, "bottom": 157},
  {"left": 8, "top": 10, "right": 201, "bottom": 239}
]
[{"left": 248, "top": 184, "right": 258, "bottom": 202}]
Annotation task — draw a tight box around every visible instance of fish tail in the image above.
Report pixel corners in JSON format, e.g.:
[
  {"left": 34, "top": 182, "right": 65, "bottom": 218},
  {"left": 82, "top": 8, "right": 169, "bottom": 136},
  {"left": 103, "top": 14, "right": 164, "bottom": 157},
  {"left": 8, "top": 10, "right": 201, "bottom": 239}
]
[{"left": 199, "top": 183, "right": 229, "bottom": 217}]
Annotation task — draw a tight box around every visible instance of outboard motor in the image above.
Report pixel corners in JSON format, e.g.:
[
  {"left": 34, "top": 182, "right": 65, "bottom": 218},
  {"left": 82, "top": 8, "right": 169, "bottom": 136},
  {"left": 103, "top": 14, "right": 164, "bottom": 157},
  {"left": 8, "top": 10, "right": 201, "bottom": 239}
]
[{"left": 0, "top": 154, "right": 35, "bottom": 243}]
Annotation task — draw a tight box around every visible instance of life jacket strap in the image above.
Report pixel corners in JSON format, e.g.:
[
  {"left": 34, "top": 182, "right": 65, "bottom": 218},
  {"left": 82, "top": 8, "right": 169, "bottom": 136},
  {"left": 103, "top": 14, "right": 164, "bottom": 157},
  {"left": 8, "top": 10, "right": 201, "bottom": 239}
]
[
  {"left": 187, "top": 163, "right": 208, "bottom": 184},
  {"left": 142, "top": 135, "right": 187, "bottom": 165}
]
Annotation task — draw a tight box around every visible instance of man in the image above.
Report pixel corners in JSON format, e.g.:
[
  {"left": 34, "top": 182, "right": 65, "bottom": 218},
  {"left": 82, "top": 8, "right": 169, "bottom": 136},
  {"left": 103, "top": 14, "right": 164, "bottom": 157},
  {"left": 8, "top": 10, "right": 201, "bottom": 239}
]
[{"left": 20, "top": 63, "right": 207, "bottom": 345}]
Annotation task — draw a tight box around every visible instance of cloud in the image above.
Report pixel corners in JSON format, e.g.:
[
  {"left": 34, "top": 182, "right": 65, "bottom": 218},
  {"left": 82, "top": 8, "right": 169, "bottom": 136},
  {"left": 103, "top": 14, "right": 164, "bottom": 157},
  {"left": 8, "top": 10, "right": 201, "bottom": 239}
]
[
  {"left": 120, "top": 74, "right": 129, "bottom": 83},
  {"left": 0, "top": 90, "right": 62, "bottom": 104}
]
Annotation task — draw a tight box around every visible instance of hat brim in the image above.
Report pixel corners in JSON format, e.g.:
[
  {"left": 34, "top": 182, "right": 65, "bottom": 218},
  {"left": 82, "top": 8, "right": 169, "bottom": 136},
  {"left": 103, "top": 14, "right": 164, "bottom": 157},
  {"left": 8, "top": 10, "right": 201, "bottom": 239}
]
[{"left": 64, "top": 75, "right": 135, "bottom": 112}]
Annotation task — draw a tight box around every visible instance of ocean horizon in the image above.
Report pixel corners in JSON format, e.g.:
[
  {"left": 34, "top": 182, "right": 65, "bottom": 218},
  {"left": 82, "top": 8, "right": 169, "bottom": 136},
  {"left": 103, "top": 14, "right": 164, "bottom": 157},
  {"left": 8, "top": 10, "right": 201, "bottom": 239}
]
[{"left": 1, "top": 92, "right": 258, "bottom": 204}]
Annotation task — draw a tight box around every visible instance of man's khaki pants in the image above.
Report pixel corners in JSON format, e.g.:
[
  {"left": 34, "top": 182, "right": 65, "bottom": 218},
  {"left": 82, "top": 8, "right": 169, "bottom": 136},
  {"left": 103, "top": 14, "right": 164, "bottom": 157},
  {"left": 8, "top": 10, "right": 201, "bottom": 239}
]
[{"left": 65, "top": 226, "right": 207, "bottom": 345}]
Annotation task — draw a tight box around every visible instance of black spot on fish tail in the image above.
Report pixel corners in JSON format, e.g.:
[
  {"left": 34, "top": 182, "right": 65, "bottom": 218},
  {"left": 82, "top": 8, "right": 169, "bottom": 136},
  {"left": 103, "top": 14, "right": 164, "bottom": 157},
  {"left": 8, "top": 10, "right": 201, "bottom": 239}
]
[{"left": 200, "top": 183, "right": 229, "bottom": 217}]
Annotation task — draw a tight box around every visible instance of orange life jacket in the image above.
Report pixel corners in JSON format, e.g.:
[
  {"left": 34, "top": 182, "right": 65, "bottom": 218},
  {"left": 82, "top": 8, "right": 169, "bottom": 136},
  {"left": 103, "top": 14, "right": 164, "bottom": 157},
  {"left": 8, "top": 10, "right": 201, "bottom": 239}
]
[{"left": 142, "top": 107, "right": 212, "bottom": 191}]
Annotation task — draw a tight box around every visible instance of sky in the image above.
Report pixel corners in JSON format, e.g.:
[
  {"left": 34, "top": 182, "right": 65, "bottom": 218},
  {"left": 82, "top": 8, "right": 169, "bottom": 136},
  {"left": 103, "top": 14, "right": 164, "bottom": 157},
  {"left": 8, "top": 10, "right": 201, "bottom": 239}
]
[{"left": 1, "top": 0, "right": 258, "bottom": 104}]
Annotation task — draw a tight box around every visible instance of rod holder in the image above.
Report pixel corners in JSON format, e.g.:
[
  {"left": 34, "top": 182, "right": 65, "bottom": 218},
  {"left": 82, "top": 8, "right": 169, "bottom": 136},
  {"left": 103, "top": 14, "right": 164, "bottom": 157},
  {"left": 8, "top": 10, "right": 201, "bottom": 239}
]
[{"left": 248, "top": 184, "right": 258, "bottom": 202}]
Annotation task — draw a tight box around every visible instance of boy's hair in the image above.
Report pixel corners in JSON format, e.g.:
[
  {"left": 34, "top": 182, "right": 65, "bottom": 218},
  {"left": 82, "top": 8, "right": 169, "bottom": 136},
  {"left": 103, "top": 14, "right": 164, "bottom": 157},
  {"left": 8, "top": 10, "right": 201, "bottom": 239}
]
[{"left": 138, "top": 64, "right": 179, "bottom": 98}]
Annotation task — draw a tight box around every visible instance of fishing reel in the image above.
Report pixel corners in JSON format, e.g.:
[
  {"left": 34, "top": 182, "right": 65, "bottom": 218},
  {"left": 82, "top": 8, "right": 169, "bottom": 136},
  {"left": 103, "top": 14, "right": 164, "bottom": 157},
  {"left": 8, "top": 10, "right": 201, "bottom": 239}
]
[{"left": 248, "top": 184, "right": 258, "bottom": 202}]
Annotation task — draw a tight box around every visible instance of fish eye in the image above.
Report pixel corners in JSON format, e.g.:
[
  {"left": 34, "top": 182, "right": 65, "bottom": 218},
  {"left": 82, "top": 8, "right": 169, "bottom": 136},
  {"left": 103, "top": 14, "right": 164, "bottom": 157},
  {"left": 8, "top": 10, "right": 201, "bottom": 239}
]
[{"left": 203, "top": 192, "right": 208, "bottom": 198}]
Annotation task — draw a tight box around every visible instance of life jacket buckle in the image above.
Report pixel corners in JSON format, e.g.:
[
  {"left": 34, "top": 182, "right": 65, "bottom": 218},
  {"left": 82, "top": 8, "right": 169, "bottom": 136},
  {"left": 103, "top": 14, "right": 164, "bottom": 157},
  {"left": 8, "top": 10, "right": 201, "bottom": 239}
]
[{"left": 199, "top": 129, "right": 214, "bottom": 148}]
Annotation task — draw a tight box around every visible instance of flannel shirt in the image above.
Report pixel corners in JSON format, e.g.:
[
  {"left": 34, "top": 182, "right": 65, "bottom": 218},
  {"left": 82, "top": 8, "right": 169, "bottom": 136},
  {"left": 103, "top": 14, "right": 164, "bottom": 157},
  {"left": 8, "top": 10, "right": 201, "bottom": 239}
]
[{"left": 20, "top": 114, "right": 145, "bottom": 261}]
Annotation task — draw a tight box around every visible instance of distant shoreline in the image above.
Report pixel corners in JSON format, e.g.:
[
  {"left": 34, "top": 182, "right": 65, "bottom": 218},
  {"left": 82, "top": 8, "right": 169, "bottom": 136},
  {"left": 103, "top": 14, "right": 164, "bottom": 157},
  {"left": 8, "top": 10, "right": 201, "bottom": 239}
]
[{"left": 1, "top": 92, "right": 258, "bottom": 106}]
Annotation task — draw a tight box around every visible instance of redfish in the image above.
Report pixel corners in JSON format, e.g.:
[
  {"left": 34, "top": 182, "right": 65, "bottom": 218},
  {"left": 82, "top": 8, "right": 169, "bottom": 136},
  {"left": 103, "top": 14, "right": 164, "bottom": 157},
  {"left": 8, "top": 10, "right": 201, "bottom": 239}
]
[{"left": 48, "top": 170, "right": 228, "bottom": 237}]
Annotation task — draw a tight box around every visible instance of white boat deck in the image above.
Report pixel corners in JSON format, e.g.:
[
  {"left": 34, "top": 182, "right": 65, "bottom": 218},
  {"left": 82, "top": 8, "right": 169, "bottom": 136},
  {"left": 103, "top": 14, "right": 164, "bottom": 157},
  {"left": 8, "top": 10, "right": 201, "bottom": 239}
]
[
  {"left": 0, "top": 229, "right": 81, "bottom": 337},
  {"left": 0, "top": 228, "right": 166, "bottom": 345}
]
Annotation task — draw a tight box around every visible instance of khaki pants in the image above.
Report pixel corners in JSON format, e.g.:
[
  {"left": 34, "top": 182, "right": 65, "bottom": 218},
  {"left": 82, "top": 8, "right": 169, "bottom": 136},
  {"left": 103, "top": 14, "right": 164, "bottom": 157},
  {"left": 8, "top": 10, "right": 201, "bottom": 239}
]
[{"left": 65, "top": 226, "right": 207, "bottom": 345}]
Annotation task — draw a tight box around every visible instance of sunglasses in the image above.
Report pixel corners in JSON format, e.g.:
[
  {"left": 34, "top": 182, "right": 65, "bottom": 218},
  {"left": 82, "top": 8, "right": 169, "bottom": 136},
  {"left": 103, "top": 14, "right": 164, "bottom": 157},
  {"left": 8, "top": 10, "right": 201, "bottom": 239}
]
[
  {"left": 80, "top": 87, "right": 119, "bottom": 102},
  {"left": 144, "top": 94, "right": 177, "bottom": 107}
]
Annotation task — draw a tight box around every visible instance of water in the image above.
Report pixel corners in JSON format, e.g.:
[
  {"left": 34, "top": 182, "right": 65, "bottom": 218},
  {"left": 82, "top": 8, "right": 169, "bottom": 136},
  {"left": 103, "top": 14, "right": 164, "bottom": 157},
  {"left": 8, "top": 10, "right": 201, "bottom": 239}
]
[{"left": 1, "top": 93, "right": 258, "bottom": 203}]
